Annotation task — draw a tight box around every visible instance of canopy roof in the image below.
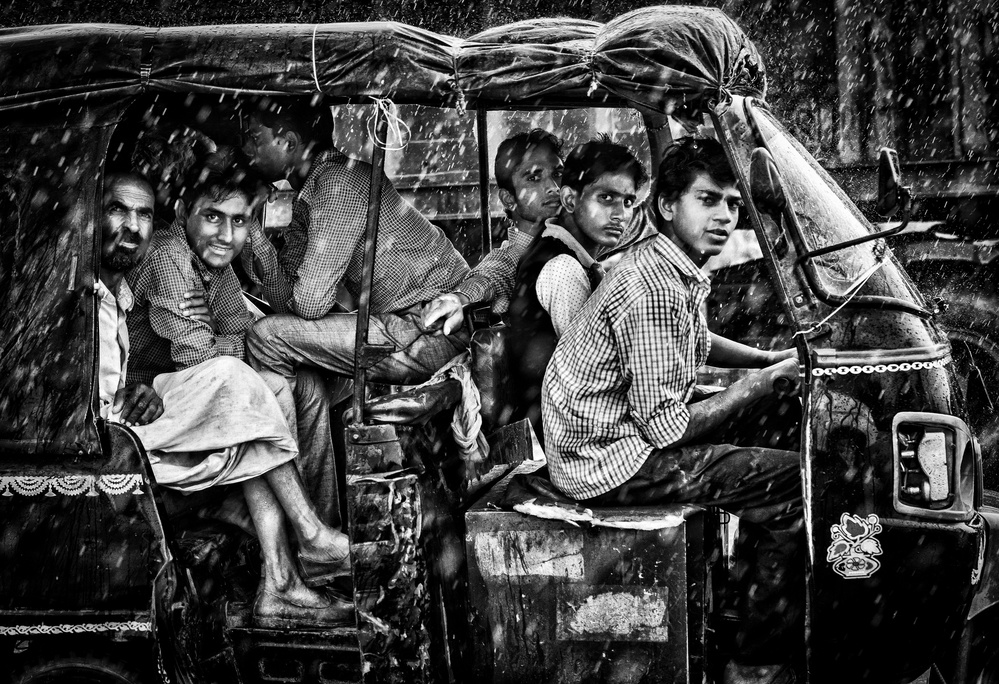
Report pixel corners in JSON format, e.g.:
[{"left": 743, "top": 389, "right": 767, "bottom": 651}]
[{"left": 0, "top": 5, "right": 766, "bottom": 113}]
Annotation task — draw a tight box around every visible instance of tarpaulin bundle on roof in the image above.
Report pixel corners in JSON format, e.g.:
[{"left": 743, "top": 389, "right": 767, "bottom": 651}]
[{"left": 0, "top": 5, "right": 766, "bottom": 113}]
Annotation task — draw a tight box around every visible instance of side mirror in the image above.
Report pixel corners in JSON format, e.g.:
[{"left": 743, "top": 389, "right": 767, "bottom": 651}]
[
  {"left": 749, "top": 147, "right": 786, "bottom": 217},
  {"left": 876, "top": 147, "right": 911, "bottom": 218}
]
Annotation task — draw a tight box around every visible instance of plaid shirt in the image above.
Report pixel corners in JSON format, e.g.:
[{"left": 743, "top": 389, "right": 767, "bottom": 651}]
[
  {"left": 125, "top": 220, "right": 254, "bottom": 386},
  {"left": 241, "top": 217, "right": 292, "bottom": 314},
  {"left": 542, "top": 234, "right": 712, "bottom": 500},
  {"left": 455, "top": 204, "right": 657, "bottom": 315},
  {"left": 262, "top": 148, "right": 469, "bottom": 319},
  {"left": 455, "top": 219, "right": 535, "bottom": 314}
]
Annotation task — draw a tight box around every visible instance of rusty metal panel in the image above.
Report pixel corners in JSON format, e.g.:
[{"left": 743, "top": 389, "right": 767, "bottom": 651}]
[
  {"left": 473, "top": 529, "right": 584, "bottom": 579},
  {"left": 466, "top": 464, "right": 711, "bottom": 684},
  {"left": 346, "top": 470, "right": 431, "bottom": 683}
]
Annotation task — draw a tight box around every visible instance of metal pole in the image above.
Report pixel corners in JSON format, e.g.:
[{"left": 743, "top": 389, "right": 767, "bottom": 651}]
[
  {"left": 476, "top": 108, "right": 492, "bottom": 256},
  {"left": 351, "top": 108, "right": 389, "bottom": 422}
]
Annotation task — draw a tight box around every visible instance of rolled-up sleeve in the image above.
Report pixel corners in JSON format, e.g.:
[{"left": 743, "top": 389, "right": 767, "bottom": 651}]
[
  {"left": 456, "top": 241, "right": 521, "bottom": 306},
  {"left": 144, "top": 250, "right": 246, "bottom": 368}
]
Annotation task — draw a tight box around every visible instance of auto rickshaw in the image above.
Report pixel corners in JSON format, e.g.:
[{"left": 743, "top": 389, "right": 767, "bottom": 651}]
[{"left": 0, "top": 6, "right": 996, "bottom": 684}]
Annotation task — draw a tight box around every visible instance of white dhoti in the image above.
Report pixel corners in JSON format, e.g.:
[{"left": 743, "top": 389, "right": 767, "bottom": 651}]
[{"left": 123, "top": 356, "right": 298, "bottom": 493}]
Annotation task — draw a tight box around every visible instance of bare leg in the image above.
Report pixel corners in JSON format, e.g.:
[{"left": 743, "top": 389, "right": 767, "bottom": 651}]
[
  {"left": 263, "top": 461, "right": 349, "bottom": 562},
  {"left": 242, "top": 476, "right": 329, "bottom": 607}
]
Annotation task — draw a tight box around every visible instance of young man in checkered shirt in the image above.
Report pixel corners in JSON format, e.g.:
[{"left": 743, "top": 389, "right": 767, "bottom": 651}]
[
  {"left": 114, "top": 169, "right": 355, "bottom": 627},
  {"left": 542, "top": 137, "right": 803, "bottom": 684}
]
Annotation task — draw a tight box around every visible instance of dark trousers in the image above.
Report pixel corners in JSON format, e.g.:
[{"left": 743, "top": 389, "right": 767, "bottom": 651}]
[{"left": 583, "top": 397, "right": 804, "bottom": 663}]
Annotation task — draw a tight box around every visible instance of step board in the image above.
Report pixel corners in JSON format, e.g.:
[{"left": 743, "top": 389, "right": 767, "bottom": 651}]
[{"left": 224, "top": 602, "right": 361, "bottom": 684}]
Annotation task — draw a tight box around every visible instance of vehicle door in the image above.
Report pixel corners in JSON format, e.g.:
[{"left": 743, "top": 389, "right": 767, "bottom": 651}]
[{"left": 717, "top": 95, "right": 982, "bottom": 684}]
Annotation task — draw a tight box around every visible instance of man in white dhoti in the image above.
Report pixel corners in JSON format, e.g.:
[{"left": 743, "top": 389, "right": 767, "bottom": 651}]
[{"left": 99, "top": 171, "right": 352, "bottom": 628}]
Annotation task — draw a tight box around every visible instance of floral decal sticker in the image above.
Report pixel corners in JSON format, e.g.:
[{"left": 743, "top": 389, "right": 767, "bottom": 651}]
[{"left": 827, "top": 513, "right": 883, "bottom": 579}]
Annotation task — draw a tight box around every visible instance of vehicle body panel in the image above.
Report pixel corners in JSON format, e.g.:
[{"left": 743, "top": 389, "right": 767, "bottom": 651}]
[{"left": 719, "top": 97, "right": 983, "bottom": 683}]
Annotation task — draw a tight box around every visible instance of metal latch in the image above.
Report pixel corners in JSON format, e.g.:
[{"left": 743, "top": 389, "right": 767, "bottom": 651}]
[{"left": 359, "top": 342, "right": 395, "bottom": 368}]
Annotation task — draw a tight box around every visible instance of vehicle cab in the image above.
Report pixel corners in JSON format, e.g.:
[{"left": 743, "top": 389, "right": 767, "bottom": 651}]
[{"left": 0, "top": 7, "right": 995, "bottom": 684}]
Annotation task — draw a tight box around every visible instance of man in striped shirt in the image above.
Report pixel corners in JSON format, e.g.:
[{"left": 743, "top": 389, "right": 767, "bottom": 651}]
[{"left": 542, "top": 137, "right": 802, "bottom": 684}]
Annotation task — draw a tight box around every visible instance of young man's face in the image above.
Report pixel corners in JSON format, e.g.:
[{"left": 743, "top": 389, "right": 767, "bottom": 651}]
[
  {"left": 184, "top": 192, "right": 251, "bottom": 269},
  {"left": 502, "top": 144, "right": 564, "bottom": 224},
  {"left": 562, "top": 171, "right": 638, "bottom": 252},
  {"left": 658, "top": 170, "right": 742, "bottom": 266},
  {"left": 101, "top": 177, "right": 154, "bottom": 275},
  {"left": 243, "top": 115, "right": 292, "bottom": 182}
]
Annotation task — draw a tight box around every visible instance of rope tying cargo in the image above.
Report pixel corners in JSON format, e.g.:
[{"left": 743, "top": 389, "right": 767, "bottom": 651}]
[
  {"left": 311, "top": 24, "right": 323, "bottom": 92},
  {"left": 585, "top": 50, "right": 599, "bottom": 97}
]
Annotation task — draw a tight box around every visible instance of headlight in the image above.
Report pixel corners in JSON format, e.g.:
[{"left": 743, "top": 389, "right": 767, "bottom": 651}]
[{"left": 892, "top": 412, "right": 980, "bottom": 521}]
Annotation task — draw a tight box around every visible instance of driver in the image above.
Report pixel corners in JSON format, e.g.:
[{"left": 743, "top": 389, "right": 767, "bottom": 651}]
[{"left": 542, "top": 137, "right": 803, "bottom": 684}]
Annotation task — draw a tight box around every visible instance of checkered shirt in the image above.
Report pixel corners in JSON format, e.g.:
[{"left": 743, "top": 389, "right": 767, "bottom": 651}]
[
  {"left": 273, "top": 148, "right": 469, "bottom": 319},
  {"left": 455, "top": 218, "right": 535, "bottom": 314},
  {"left": 241, "top": 217, "right": 293, "bottom": 314},
  {"left": 541, "top": 234, "right": 712, "bottom": 500},
  {"left": 125, "top": 219, "right": 254, "bottom": 386},
  {"left": 455, "top": 204, "right": 658, "bottom": 315}
]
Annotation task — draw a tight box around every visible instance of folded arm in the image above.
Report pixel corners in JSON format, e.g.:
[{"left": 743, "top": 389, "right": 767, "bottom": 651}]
[{"left": 145, "top": 250, "right": 249, "bottom": 368}]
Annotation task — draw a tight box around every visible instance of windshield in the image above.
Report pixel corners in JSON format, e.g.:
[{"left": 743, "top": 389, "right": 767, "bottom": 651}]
[{"left": 750, "top": 105, "right": 925, "bottom": 309}]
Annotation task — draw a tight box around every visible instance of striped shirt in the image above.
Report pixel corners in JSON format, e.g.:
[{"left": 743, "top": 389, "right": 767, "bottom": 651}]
[
  {"left": 541, "top": 234, "right": 712, "bottom": 500},
  {"left": 125, "top": 220, "right": 254, "bottom": 386},
  {"left": 269, "top": 148, "right": 469, "bottom": 319}
]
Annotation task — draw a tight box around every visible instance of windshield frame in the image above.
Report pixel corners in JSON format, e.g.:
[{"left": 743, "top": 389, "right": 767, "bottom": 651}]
[{"left": 733, "top": 98, "right": 932, "bottom": 319}]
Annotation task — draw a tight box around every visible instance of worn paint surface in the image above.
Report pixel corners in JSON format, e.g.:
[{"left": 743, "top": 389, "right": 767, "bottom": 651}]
[
  {"left": 474, "top": 530, "right": 584, "bottom": 578},
  {"left": 557, "top": 585, "right": 669, "bottom": 642}
]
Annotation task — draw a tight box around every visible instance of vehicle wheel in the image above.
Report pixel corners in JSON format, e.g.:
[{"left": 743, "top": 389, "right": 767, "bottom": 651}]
[
  {"left": 10, "top": 653, "right": 148, "bottom": 684},
  {"left": 948, "top": 329, "right": 999, "bottom": 487}
]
